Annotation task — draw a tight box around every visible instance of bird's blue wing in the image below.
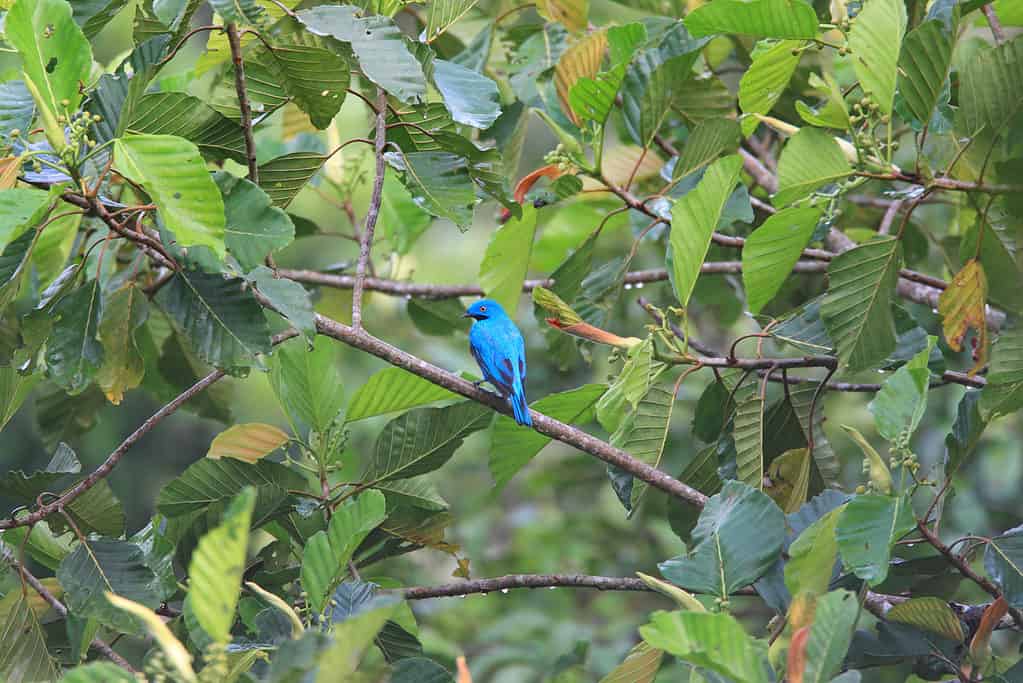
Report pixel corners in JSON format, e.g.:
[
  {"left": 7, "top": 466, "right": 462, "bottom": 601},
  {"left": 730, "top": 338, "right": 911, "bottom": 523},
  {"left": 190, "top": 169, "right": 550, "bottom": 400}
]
[{"left": 469, "top": 319, "right": 524, "bottom": 397}]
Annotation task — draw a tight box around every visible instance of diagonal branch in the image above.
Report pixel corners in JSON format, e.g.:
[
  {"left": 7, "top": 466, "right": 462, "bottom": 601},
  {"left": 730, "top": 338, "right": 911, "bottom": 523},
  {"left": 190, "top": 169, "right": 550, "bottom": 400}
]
[
  {"left": 311, "top": 313, "right": 709, "bottom": 508},
  {"left": 226, "top": 23, "right": 259, "bottom": 182},
  {"left": 351, "top": 89, "right": 389, "bottom": 330},
  {"left": 403, "top": 574, "right": 655, "bottom": 599}
]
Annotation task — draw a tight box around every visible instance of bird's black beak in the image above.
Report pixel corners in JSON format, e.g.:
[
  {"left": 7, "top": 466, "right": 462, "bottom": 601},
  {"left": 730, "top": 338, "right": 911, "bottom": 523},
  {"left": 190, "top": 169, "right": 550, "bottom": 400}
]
[{"left": 462, "top": 313, "right": 472, "bottom": 318}]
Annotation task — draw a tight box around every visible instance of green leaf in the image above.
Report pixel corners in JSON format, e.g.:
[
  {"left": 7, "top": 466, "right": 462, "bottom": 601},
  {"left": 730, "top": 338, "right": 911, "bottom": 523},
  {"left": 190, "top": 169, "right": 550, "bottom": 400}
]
[
  {"left": 214, "top": 172, "right": 295, "bottom": 271},
  {"left": 209, "top": 0, "right": 265, "bottom": 26},
  {"left": 268, "top": 338, "right": 346, "bottom": 432},
  {"left": 5, "top": 0, "right": 92, "bottom": 149},
  {"left": 0, "top": 81, "right": 36, "bottom": 138},
  {"left": 1, "top": 520, "right": 72, "bottom": 571},
  {"left": 610, "top": 381, "right": 675, "bottom": 512},
  {"left": 684, "top": 0, "right": 819, "bottom": 39},
  {"left": 391, "top": 657, "right": 454, "bottom": 683},
  {"left": 788, "top": 380, "right": 840, "bottom": 484},
  {"left": 785, "top": 506, "right": 843, "bottom": 597},
  {"left": 640, "top": 610, "right": 769, "bottom": 683},
  {"left": 479, "top": 204, "right": 537, "bottom": 314},
  {"left": 897, "top": 21, "right": 954, "bottom": 125},
  {"left": 742, "top": 207, "right": 821, "bottom": 313},
  {"left": 946, "top": 390, "right": 985, "bottom": 475},
  {"left": 157, "top": 457, "right": 304, "bottom": 517},
  {"left": 846, "top": 0, "right": 906, "bottom": 115},
  {"left": 0, "top": 366, "right": 41, "bottom": 433},
  {"left": 96, "top": 282, "right": 148, "bottom": 405},
  {"left": 248, "top": 266, "right": 316, "bottom": 340},
  {"left": 732, "top": 376, "right": 766, "bottom": 489},
  {"left": 267, "top": 19, "right": 351, "bottom": 130},
  {"left": 187, "top": 487, "right": 256, "bottom": 643},
  {"left": 804, "top": 590, "right": 860, "bottom": 683},
  {"left": 0, "top": 595, "right": 59, "bottom": 682},
  {"left": 258, "top": 152, "right": 328, "bottom": 207},
  {"left": 957, "top": 37, "right": 1023, "bottom": 137},
  {"left": 46, "top": 280, "right": 104, "bottom": 395},
  {"left": 433, "top": 60, "right": 500, "bottom": 129},
  {"left": 154, "top": 269, "right": 271, "bottom": 371},
  {"left": 841, "top": 425, "right": 891, "bottom": 494},
  {"left": 820, "top": 237, "right": 901, "bottom": 372},
  {"left": 57, "top": 539, "right": 163, "bottom": 633},
  {"left": 316, "top": 598, "right": 402, "bottom": 678},
  {"left": 62, "top": 480, "right": 126, "bottom": 537},
  {"left": 114, "top": 135, "right": 227, "bottom": 258},
  {"left": 985, "top": 526, "right": 1023, "bottom": 610},
  {"left": 659, "top": 481, "right": 785, "bottom": 598},
  {"left": 379, "top": 174, "right": 433, "bottom": 255},
  {"left": 373, "top": 477, "right": 448, "bottom": 511},
  {"left": 599, "top": 641, "right": 663, "bottom": 683},
  {"left": 297, "top": 5, "right": 426, "bottom": 104},
  {"left": 490, "top": 383, "right": 606, "bottom": 489},
  {"left": 596, "top": 338, "right": 662, "bottom": 432},
  {"left": 869, "top": 336, "right": 936, "bottom": 443},
  {"left": 124, "top": 92, "right": 247, "bottom": 163},
  {"left": 347, "top": 366, "right": 457, "bottom": 422},
  {"left": 301, "top": 490, "right": 386, "bottom": 612},
  {"left": 385, "top": 151, "right": 475, "bottom": 230},
  {"left": 0, "top": 189, "right": 50, "bottom": 254},
  {"left": 980, "top": 322, "right": 1023, "bottom": 420},
  {"left": 886, "top": 597, "right": 965, "bottom": 642},
  {"left": 423, "top": 0, "right": 479, "bottom": 43},
  {"left": 774, "top": 127, "right": 852, "bottom": 206},
  {"left": 669, "top": 154, "right": 743, "bottom": 307},
  {"left": 363, "top": 401, "right": 493, "bottom": 484},
  {"left": 672, "top": 119, "right": 741, "bottom": 181},
  {"left": 835, "top": 493, "right": 914, "bottom": 585},
  {"left": 60, "top": 662, "right": 137, "bottom": 682}
]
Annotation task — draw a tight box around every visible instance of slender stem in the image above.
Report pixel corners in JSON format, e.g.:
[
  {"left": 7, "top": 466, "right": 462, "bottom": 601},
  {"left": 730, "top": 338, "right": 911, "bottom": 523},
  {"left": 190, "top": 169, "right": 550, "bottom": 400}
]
[
  {"left": 981, "top": 4, "right": 1005, "bottom": 44},
  {"left": 226, "top": 23, "right": 259, "bottom": 182},
  {"left": 351, "top": 89, "right": 388, "bottom": 330}
]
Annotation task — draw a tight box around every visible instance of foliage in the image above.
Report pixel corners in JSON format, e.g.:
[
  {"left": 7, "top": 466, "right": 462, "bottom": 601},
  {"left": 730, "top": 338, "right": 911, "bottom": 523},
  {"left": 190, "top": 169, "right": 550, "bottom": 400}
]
[{"left": 0, "top": 0, "right": 1022, "bottom": 680}]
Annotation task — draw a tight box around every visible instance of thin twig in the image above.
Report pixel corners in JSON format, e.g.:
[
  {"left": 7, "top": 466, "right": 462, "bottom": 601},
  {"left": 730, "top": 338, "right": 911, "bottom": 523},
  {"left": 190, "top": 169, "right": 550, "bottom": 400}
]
[
  {"left": 403, "top": 574, "right": 654, "bottom": 599},
  {"left": 351, "top": 89, "right": 388, "bottom": 330},
  {"left": 981, "top": 4, "right": 1005, "bottom": 44},
  {"left": 227, "top": 23, "right": 259, "bottom": 182}
]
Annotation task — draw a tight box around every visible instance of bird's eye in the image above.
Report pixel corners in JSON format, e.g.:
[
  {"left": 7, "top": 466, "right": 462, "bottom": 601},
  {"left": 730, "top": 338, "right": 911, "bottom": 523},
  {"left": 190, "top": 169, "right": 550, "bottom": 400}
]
[{"left": 479, "top": 305, "right": 487, "bottom": 312}]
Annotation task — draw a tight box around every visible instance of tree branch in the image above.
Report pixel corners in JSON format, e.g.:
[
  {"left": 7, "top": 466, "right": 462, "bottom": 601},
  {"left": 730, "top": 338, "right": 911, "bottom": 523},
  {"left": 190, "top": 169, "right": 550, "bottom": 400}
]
[
  {"left": 226, "top": 23, "right": 259, "bottom": 182},
  {"left": 403, "top": 574, "right": 654, "bottom": 599},
  {"left": 351, "top": 89, "right": 388, "bottom": 330},
  {"left": 981, "top": 4, "right": 1005, "bottom": 45},
  {"left": 279, "top": 261, "right": 828, "bottom": 300},
  {"left": 5, "top": 555, "right": 138, "bottom": 673},
  {"left": 311, "top": 313, "right": 709, "bottom": 508}
]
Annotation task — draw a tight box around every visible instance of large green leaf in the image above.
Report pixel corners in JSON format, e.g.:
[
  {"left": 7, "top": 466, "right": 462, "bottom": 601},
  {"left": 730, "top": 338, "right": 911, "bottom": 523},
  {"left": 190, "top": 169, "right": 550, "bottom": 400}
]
[
  {"left": 596, "top": 338, "right": 662, "bottom": 432},
  {"left": 788, "top": 381, "right": 840, "bottom": 484},
  {"left": 981, "top": 323, "right": 1023, "bottom": 419},
  {"left": 379, "top": 173, "right": 433, "bottom": 255},
  {"left": 1, "top": 520, "right": 73, "bottom": 572},
  {"left": 897, "top": 21, "right": 954, "bottom": 126},
  {"left": 248, "top": 266, "right": 316, "bottom": 340},
  {"left": 301, "top": 490, "right": 386, "bottom": 612},
  {"left": 187, "top": 487, "right": 256, "bottom": 643},
  {"left": 804, "top": 590, "right": 860, "bottom": 683},
  {"left": 433, "top": 59, "right": 500, "bottom": 129},
  {"left": 672, "top": 118, "right": 741, "bottom": 181},
  {"left": 846, "top": 0, "right": 906, "bottom": 115},
  {"left": 569, "top": 24, "right": 646, "bottom": 125},
  {"left": 423, "top": 0, "right": 479, "bottom": 42},
  {"left": 385, "top": 151, "right": 475, "bottom": 230},
  {"left": 774, "top": 127, "right": 852, "bottom": 206},
  {"left": 742, "top": 207, "right": 821, "bottom": 313},
  {"left": 45, "top": 280, "right": 104, "bottom": 395},
  {"left": 362, "top": 401, "right": 493, "bottom": 484},
  {"left": 946, "top": 390, "right": 985, "bottom": 475},
  {"left": 0, "top": 189, "right": 50, "bottom": 254},
  {"left": 268, "top": 19, "right": 351, "bottom": 129},
  {"left": 957, "top": 37, "right": 1023, "bottom": 137},
  {"left": 0, "top": 595, "right": 60, "bottom": 682},
  {"left": 154, "top": 269, "right": 271, "bottom": 371},
  {"left": 684, "top": 0, "right": 818, "bottom": 39},
  {"left": 124, "top": 92, "right": 247, "bottom": 163},
  {"left": 869, "top": 336, "right": 936, "bottom": 443},
  {"left": 57, "top": 539, "right": 164, "bottom": 633},
  {"left": 315, "top": 599, "right": 401, "bottom": 679},
  {"left": 156, "top": 457, "right": 304, "bottom": 517},
  {"left": 820, "top": 237, "right": 901, "bottom": 372},
  {"left": 610, "top": 381, "right": 675, "bottom": 513},
  {"left": 669, "top": 154, "right": 743, "bottom": 307},
  {"left": 268, "top": 338, "right": 345, "bottom": 432},
  {"left": 214, "top": 172, "right": 295, "bottom": 271},
  {"left": 347, "top": 366, "right": 457, "bottom": 422},
  {"left": 60, "top": 662, "right": 138, "bottom": 682},
  {"left": 785, "top": 506, "right": 843, "bottom": 597},
  {"left": 985, "top": 526, "right": 1023, "bottom": 610},
  {"left": 640, "top": 610, "right": 769, "bottom": 683},
  {"left": 732, "top": 375, "right": 766, "bottom": 490},
  {"left": 209, "top": 0, "right": 265, "bottom": 25},
  {"left": 96, "top": 282, "right": 148, "bottom": 405},
  {"left": 5, "top": 0, "right": 92, "bottom": 149},
  {"left": 0, "top": 443, "right": 80, "bottom": 503},
  {"left": 114, "top": 135, "right": 227, "bottom": 258},
  {"left": 490, "top": 383, "right": 606, "bottom": 488},
  {"left": 835, "top": 493, "right": 914, "bottom": 585},
  {"left": 886, "top": 597, "right": 965, "bottom": 642},
  {"left": 479, "top": 205, "right": 537, "bottom": 314},
  {"left": 599, "top": 641, "right": 663, "bottom": 683},
  {"left": 659, "top": 481, "right": 785, "bottom": 598},
  {"left": 0, "top": 81, "right": 36, "bottom": 137},
  {"left": 391, "top": 658, "right": 454, "bottom": 683},
  {"left": 0, "top": 366, "right": 41, "bottom": 433},
  {"left": 258, "top": 152, "right": 328, "bottom": 207},
  {"left": 297, "top": 5, "right": 426, "bottom": 103}
]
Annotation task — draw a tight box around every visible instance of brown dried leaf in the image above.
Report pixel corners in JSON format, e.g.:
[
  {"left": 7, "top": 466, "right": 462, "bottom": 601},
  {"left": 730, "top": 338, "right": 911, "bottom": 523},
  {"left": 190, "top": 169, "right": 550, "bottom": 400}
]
[
  {"left": 938, "top": 258, "right": 988, "bottom": 376},
  {"left": 207, "top": 423, "right": 290, "bottom": 463}
]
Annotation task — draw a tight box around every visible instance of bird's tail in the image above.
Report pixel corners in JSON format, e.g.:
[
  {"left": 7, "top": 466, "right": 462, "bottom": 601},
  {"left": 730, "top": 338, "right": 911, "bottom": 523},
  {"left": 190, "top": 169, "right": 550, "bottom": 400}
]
[{"left": 510, "top": 383, "right": 532, "bottom": 427}]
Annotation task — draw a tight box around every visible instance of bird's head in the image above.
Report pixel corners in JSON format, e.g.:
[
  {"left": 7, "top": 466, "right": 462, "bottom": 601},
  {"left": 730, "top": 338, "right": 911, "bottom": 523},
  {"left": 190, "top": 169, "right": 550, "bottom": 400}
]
[{"left": 464, "top": 298, "right": 505, "bottom": 321}]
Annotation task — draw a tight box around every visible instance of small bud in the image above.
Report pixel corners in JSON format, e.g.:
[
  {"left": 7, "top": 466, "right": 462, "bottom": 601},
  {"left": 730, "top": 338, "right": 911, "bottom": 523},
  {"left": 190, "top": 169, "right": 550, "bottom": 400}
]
[{"left": 60, "top": 98, "right": 70, "bottom": 107}]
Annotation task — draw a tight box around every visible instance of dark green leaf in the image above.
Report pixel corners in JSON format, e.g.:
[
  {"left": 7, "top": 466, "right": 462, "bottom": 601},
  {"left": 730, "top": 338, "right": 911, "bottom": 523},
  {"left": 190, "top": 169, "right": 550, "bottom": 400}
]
[
  {"left": 835, "top": 493, "right": 915, "bottom": 585},
  {"left": 248, "top": 266, "right": 315, "bottom": 340},
  {"left": 385, "top": 151, "right": 475, "bottom": 230},
  {"left": 45, "top": 280, "right": 104, "bottom": 395},
  {"left": 258, "top": 153, "right": 328, "bottom": 207},
  {"left": 985, "top": 525, "right": 1023, "bottom": 610},
  {"left": 214, "top": 172, "right": 295, "bottom": 271},
  {"left": 268, "top": 337, "right": 345, "bottom": 432},
  {"left": 897, "top": 21, "right": 954, "bottom": 126},
  {"left": 124, "top": 92, "right": 247, "bottom": 163},
  {"left": 347, "top": 366, "right": 457, "bottom": 422},
  {"left": 157, "top": 457, "right": 304, "bottom": 517}
]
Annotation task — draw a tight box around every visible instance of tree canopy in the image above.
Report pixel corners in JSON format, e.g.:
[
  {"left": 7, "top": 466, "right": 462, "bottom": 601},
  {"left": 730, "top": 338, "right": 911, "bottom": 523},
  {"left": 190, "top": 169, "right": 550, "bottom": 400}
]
[{"left": 0, "top": 0, "right": 1022, "bottom": 680}]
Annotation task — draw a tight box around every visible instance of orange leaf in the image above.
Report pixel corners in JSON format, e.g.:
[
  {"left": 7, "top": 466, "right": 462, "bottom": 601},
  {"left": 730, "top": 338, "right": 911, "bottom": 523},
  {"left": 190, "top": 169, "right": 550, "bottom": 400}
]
[
  {"left": 787, "top": 626, "right": 810, "bottom": 683},
  {"left": 937, "top": 258, "right": 988, "bottom": 376},
  {"left": 456, "top": 655, "right": 473, "bottom": 683},
  {"left": 0, "top": 156, "right": 21, "bottom": 190},
  {"left": 554, "top": 30, "right": 607, "bottom": 125},
  {"left": 967, "top": 596, "right": 1007, "bottom": 676},
  {"left": 207, "top": 423, "right": 290, "bottom": 463}
]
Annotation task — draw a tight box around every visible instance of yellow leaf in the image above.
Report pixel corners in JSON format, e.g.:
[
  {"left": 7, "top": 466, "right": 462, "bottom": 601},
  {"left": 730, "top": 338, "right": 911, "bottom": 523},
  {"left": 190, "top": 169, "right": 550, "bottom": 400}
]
[
  {"left": 207, "top": 423, "right": 290, "bottom": 463},
  {"left": 938, "top": 258, "right": 988, "bottom": 376},
  {"left": 554, "top": 30, "right": 606, "bottom": 125},
  {"left": 538, "top": 0, "right": 589, "bottom": 32},
  {"left": 765, "top": 448, "right": 811, "bottom": 513},
  {"left": 282, "top": 103, "right": 317, "bottom": 141},
  {"left": 841, "top": 424, "right": 891, "bottom": 494},
  {"left": 601, "top": 145, "right": 664, "bottom": 187},
  {"left": 0, "top": 156, "right": 21, "bottom": 190},
  {"left": 0, "top": 577, "right": 63, "bottom": 621},
  {"left": 636, "top": 572, "right": 706, "bottom": 612},
  {"left": 106, "top": 593, "right": 197, "bottom": 683},
  {"left": 96, "top": 283, "right": 147, "bottom": 405},
  {"left": 887, "top": 597, "right": 965, "bottom": 642}
]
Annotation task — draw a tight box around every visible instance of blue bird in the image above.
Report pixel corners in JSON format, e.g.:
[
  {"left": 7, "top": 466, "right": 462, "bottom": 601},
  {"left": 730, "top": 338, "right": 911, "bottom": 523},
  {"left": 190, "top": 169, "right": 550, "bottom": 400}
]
[{"left": 464, "top": 299, "right": 532, "bottom": 427}]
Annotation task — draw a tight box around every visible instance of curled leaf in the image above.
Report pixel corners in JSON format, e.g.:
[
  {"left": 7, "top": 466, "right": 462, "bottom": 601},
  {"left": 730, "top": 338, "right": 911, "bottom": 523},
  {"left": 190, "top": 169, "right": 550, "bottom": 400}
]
[
  {"left": 938, "top": 258, "right": 988, "bottom": 376},
  {"left": 841, "top": 425, "right": 891, "bottom": 494},
  {"left": 533, "top": 286, "right": 641, "bottom": 348}
]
